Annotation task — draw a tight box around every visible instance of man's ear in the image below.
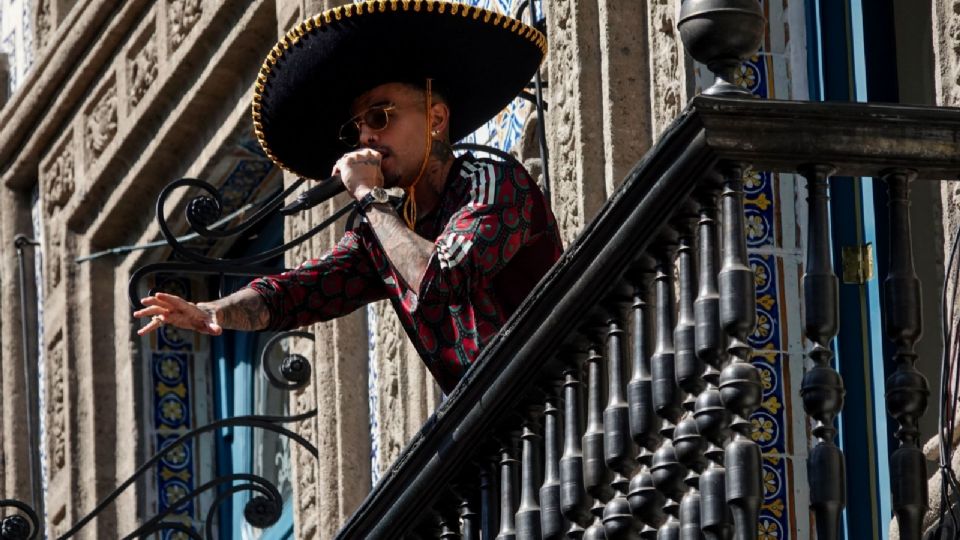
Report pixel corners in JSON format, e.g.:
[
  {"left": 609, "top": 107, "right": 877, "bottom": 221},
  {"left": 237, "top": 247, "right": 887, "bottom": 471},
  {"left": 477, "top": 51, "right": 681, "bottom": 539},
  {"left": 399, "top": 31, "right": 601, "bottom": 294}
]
[{"left": 430, "top": 101, "right": 450, "bottom": 138}]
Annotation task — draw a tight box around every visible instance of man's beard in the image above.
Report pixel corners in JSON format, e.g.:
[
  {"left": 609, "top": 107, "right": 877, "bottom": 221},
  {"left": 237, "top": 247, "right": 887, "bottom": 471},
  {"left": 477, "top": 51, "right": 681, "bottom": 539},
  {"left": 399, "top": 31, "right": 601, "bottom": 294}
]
[{"left": 362, "top": 144, "right": 402, "bottom": 187}]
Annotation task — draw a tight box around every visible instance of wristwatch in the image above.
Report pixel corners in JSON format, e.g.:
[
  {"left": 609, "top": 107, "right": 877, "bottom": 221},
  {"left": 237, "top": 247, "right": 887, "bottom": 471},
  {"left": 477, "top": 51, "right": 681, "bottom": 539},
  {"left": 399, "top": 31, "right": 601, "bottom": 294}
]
[{"left": 357, "top": 186, "right": 390, "bottom": 212}]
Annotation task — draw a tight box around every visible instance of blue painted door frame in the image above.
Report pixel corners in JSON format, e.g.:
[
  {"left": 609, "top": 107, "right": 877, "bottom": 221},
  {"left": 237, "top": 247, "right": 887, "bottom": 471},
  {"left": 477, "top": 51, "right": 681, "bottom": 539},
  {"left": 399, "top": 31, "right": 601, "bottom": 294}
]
[{"left": 210, "top": 209, "right": 293, "bottom": 539}]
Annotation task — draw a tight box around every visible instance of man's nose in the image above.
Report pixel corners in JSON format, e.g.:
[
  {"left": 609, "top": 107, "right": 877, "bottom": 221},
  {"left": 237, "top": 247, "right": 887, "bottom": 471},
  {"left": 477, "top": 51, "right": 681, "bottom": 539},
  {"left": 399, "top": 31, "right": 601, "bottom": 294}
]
[{"left": 358, "top": 123, "right": 379, "bottom": 146}]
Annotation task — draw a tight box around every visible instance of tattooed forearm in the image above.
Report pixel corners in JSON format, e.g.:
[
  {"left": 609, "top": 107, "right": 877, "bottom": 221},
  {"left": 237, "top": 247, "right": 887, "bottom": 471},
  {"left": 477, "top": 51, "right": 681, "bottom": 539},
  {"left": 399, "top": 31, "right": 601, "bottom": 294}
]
[
  {"left": 364, "top": 203, "right": 435, "bottom": 291},
  {"left": 199, "top": 288, "right": 271, "bottom": 331}
]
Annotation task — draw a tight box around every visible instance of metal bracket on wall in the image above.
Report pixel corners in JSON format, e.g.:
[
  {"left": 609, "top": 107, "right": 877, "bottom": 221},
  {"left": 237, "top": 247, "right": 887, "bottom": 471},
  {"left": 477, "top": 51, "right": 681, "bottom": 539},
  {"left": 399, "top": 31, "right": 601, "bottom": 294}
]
[{"left": 842, "top": 243, "right": 874, "bottom": 284}]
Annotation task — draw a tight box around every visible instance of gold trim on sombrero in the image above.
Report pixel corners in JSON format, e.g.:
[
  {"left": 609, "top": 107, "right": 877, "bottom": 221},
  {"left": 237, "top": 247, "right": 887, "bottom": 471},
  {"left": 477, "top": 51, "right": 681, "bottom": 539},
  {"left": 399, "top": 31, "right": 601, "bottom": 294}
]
[{"left": 250, "top": 0, "right": 547, "bottom": 177}]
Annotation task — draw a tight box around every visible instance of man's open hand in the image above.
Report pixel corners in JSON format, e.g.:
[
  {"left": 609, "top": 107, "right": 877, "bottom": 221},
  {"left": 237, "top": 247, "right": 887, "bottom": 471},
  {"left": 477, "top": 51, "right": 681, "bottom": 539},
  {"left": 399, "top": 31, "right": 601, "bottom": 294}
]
[{"left": 133, "top": 292, "right": 223, "bottom": 336}]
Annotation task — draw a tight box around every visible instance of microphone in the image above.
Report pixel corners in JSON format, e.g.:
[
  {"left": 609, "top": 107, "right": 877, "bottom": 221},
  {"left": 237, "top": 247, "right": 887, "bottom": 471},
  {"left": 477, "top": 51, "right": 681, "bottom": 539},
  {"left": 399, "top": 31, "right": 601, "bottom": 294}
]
[{"left": 279, "top": 174, "right": 347, "bottom": 215}]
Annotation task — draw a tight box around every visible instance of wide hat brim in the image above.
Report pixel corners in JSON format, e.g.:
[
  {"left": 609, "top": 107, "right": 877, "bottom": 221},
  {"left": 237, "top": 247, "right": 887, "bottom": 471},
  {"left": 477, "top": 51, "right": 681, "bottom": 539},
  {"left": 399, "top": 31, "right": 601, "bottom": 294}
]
[{"left": 252, "top": 1, "right": 547, "bottom": 180}]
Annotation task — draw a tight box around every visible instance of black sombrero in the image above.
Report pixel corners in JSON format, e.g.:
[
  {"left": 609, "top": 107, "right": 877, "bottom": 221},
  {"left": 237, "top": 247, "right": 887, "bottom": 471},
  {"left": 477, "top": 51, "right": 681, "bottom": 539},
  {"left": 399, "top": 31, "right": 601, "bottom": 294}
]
[{"left": 252, "top": 0, "right": 547, "bottom": 180}]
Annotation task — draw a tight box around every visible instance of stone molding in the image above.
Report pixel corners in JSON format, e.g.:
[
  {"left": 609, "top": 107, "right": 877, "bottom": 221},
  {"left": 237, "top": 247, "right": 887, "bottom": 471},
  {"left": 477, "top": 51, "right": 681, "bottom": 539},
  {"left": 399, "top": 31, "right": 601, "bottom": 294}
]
[{"left": 1, "top": 0, "right": 132, "bottom": 187}]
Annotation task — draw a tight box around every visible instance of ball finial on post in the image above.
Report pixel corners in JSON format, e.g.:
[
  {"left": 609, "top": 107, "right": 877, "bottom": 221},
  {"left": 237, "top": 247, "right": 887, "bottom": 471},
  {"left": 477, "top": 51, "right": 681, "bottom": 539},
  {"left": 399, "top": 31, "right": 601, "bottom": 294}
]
[{"left": 678, "top": 0, "right": 766, "bottom": 96}]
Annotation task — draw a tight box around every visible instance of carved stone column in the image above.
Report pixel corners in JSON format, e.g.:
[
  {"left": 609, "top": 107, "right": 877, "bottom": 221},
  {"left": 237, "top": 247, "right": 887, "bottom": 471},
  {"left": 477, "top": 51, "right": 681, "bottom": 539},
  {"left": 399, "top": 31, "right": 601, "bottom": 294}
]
[
  {"left": 272, "top": 3, "right": 371, "bottom": 539},
  {"left": 545, "top": 0, "right": 656, "bottom": 242}
]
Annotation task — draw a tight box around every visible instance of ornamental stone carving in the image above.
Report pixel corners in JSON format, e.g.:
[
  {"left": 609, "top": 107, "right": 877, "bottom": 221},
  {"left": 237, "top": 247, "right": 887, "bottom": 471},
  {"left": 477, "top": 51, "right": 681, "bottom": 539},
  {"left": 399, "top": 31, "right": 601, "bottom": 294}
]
[
  {"left": 546, "top": 0, "right": 605, "bottom": 245},
  {"left": 35, "top": 0, "right": 52, "bottom": 51},
  {"left": 42, "top": 138, "right": 75, "bottom": 216},
  {"left": 648, "top": 0, "right": 687, "bottom": 138},
  {"left": 47, "top": 332, "right": 66, "bottom": 473},
  {"left": 128, "top": 31, "right": 158, "bottom": 108},
  {"left": 46, "top": 225, "right": 62, "bottom": 290},
  {"left": 167, "top": 0, "right": 203, "bottom": 53},
  {"left": 85, "top": 84, "right": 118, "bottom": 166},
  {"left": 292, "top": 384, "right": 319, "bottom": 537}
]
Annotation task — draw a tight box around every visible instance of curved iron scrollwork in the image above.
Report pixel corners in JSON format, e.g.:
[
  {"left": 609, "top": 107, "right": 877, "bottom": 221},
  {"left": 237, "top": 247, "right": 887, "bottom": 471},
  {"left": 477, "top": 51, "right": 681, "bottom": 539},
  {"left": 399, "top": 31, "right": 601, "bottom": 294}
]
[
  {"left": 261, "top": 330, "right": 315, "bottom": 390},
  {"left": 128, "top": 142, "right": 528, "bottom": 310},
  {"left": 51, "top": 410, "right": 317, "bottom": 539},
  {"left": 0, "top": 330, "right": 320, "bottom": 539},
  {"left": 122, "top": 473, "right": 282, "bottom": 540},
  {"left": 0, "top": 499, "right": 40, "bottom": 540},
  {"left": 127, "top": 175, "right": 353, "bottom": 309}
]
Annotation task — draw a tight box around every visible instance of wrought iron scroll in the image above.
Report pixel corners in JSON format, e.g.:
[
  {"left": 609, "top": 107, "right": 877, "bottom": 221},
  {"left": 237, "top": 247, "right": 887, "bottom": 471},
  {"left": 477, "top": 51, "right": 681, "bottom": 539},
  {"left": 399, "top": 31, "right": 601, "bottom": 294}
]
[
  {"left": 128, "top": 176, "right": 354, "bottom": 309},
  {"left": 0, "top": 499, "right": 41, "bottom": 540},
  {"left": 260, "top": 330, "right": 315, "bottom": 390},
  {"left": 55, "top": 410, "right": 318, "bottom": 539},
  {"left": 10, "top": 329, "right": 319, "bottom": 539}
]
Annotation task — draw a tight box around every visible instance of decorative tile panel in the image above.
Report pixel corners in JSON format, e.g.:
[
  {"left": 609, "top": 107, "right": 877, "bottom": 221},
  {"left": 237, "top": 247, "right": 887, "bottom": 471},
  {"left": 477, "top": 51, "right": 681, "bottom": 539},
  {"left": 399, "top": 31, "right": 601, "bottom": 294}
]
[
  {"left": 728, "top": 1, "right": 811, "bottom": 538},
  {"left": 150, "top": 276, "right": 199, "bottom": 537}
]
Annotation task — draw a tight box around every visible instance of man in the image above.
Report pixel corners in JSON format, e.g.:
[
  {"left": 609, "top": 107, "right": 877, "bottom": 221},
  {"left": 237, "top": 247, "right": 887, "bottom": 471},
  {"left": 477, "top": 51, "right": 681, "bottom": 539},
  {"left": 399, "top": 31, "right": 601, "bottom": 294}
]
[{"left": 134, "top": 1, "right": 562, "bottom": 393}]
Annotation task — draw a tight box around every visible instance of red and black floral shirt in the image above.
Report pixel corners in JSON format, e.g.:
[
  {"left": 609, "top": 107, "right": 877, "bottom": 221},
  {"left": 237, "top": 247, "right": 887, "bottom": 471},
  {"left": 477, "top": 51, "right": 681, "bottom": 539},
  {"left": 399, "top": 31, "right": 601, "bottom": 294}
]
[{"left": 248, "top": 155, "right": 563, "bottom": 393}]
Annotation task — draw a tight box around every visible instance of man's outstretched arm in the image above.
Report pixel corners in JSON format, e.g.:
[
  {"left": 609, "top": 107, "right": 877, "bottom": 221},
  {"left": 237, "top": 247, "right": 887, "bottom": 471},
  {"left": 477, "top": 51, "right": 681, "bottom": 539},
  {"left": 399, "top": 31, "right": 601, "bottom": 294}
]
[{"left": 134, "top": 288, "right": 270, "bottom": 336}]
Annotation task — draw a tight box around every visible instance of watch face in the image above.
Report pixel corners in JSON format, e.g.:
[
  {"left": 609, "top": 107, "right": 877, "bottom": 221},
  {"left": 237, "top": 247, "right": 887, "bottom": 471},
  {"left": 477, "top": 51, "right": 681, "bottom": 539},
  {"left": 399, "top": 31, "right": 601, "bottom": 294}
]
[{"left": 371, "top": 186, "right": 388, "bottom": 203}]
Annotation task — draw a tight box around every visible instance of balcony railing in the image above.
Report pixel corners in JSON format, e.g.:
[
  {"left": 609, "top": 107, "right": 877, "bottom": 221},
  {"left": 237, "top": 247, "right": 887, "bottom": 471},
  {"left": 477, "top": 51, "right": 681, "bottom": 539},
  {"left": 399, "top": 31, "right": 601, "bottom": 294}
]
[{"left": 334, "top": 95, "right": 960, "bottom": 540}]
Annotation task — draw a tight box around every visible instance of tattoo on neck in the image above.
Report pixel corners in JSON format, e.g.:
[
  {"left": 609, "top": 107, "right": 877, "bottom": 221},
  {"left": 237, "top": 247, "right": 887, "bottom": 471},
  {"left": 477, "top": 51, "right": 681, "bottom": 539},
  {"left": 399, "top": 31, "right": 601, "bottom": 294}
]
[{"left": 430, "top": 139, "right": 453, "bottom": 162}]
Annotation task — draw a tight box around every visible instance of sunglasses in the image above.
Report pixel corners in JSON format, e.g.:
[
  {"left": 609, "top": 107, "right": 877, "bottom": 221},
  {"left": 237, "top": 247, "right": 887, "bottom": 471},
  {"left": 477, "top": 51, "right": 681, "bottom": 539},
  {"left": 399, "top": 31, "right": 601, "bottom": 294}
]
[{"left": 338, "top": 104, "right": 397, "bottom": 147}]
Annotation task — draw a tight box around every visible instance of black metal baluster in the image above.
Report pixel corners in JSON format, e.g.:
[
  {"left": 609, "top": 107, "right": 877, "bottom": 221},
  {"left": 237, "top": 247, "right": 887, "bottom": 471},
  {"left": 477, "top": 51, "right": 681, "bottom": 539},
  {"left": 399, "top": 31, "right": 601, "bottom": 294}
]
[
  {"left": 517, "top": 402, "right": 544, "bottom": 539},
  {"left": 541, "top": 379, "right": 567, "bottom": 539},
  {"left": 497, "top": 428, "right": 521, "bottom": 540},
  {"left": 882, "top": 169, "right": 930, "bottom": 540},
  {"left": 716, "top": 163, "right": 762, "bottom": 540},
  {"left": 651, "top": 440, "right": 687, "bottom": 539},
  {"left": 602, "top": 299, "right": 641, "bottom": 539},
  {"left": 560, "top": 350, "right": 592, "bottom": 538},
  {"left": 629, "top": 256, "right": 663, "bottom": 459},
  {"left": 693, "top": 178, "right": 733, "bottom": 540},
  {"left": 653, "top": 234, "right": 685, "bottom": 539},
  {"left": 583, "top": 339, "right": 613, "bottom": 540},
  {"left": 439, "top": 496, "right": 463, "bottom": 540},
  {"left": 480, "top": 451, "right": 501, "bottom": 540},
  {"left": 672, "top": 201, "right": 708, "bottom": 539},
  {"left": 675, "top": 201, "right": 706, "bottom": 408},
  {"left": 411, "top": 510, "right": 442, "bottom": 539},
  {"left": 653, "top": 234, "right": 684, "bottom": 435},
  {"left": 674, "top": 416, "right": 707, "bottom": 540},
  {"left": 458, "top": 484, "right": 481, "bottom": 540},
  {"left": 798, "top": 164, "right": 846, "bottom": 540},
  {"left": 626, "top": 257, "right": 666, "bottom": 538}
]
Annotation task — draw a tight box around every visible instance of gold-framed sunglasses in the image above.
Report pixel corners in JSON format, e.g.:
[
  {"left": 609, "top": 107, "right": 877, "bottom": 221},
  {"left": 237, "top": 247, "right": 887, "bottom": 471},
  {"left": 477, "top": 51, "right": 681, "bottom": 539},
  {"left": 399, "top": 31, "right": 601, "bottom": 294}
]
[{"left": 338, "top": 104, "right": 397, "bottom": 147}]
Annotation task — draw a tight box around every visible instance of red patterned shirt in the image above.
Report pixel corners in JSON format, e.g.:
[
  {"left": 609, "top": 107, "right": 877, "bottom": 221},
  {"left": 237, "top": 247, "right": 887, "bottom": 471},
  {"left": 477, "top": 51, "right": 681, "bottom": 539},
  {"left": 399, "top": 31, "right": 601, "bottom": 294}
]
[{"left": 248, "top": 155, "right": 563, "bottom": 393}]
